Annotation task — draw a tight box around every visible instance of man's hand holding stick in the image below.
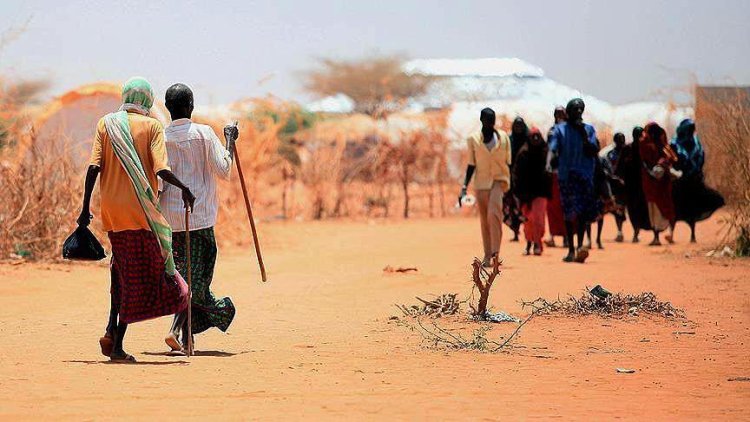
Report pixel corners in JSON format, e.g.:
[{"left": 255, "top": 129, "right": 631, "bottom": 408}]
[{"left": 225, "top": 122, "right": 268, "bottom": 282}]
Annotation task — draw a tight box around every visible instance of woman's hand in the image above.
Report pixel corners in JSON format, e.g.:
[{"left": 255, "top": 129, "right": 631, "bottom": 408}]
[{"left": 77, "top": 210, "right": 92, "bottom": 227}]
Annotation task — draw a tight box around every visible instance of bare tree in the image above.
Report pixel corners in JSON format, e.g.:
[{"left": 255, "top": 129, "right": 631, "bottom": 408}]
[
  {"left": 304, "top": 55, "right": 432, "bottom": 118},
  {"left": 384, "top": 127, "right": 448, "bottom": 219}
]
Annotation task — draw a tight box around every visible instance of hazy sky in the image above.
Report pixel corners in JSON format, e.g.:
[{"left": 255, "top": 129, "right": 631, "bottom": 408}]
[{"left": 1, "top": 0, "right": 748, "bottom": 106}]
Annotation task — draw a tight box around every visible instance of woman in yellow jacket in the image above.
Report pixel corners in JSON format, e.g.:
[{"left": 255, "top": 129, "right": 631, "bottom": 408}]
[{"left": 459, "top": 108, "right": 512, "bottom": 267}]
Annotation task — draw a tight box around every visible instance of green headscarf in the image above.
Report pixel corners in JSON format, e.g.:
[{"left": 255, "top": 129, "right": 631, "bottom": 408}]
[{"left": 121, "top": 76, "right": 154, "bottom": 115}]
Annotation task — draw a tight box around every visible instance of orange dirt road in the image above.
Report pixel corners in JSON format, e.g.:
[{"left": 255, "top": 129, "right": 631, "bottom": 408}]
[{"left": 0, "top": 216, "right": 748, "bottom": 420}]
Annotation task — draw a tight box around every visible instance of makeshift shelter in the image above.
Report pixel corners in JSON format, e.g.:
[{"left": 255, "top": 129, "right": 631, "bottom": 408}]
[{"left": 28, "top": 83, "right": 169, "bottom": 166}]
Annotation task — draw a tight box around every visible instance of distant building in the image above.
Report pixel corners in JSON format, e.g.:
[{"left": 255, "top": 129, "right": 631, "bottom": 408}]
[{"left": 307, "top": 58, "right": 693, "bottom": 144}]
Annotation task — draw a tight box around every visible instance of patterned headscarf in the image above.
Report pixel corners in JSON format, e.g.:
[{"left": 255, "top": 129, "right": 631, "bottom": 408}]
[{"left": 120, "top": 77, "right": 154, "bottom": 116}]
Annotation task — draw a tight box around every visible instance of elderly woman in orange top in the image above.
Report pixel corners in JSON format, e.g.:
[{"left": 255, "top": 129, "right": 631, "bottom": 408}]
[
  {"left": 459, "top": 108, "right": 512, "bottom": 266},
  {"left": 76, "top": 77, "right": 195, "bottom": 362}
]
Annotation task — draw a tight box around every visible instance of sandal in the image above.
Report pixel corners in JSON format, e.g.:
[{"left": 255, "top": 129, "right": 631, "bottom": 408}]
[
  {"left": 110, "top": 352, "right": 137, "bottom": 363},
  {"left": 165, "top": 333, "right": 182, "bottom": 352},
  {"left": 99, "top": 335, "right": 113, "bottom": 357},
  {"left": 574, "top": 248, "right": 589, "bottom": 263}
]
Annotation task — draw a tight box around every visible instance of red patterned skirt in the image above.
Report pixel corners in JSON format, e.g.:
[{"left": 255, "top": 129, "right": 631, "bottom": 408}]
[{"left": 109, "top": 230, "right": 188, "bottom": 324}]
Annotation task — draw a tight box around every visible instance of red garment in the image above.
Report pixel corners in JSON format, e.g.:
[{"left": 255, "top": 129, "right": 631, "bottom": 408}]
[
  {"left": 523, "top": 198, "right": 548, "bottom": 244},
  {"left": 639, "top": 123, "right": 677, "bottom": 223},
  {"left": 109, "top": 230, "right": 189, "bottom": 324},
  {"left": 547, "top": 173, "right": 566, "bottom": 236}
]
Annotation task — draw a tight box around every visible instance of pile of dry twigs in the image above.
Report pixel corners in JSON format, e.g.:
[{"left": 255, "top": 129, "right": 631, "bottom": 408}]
[
  {"left": 396, "top": 293, "right": 461, "bottom": 318},
  {"left": 521, "top": 290, "right": 685, "bottom": 319},
  {"left": 413, "top": 321, "right": 493, "bottom": 351},
  {"left": 408, "top": 302, "right": 544, "bottom": 352}
]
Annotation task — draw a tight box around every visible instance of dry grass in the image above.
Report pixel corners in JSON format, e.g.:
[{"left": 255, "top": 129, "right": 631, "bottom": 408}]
[
  {"left": 0, "top": 74, "right": 84, "bottom": 260},
  {"left": 696, "top": 86, "right": 750, "bottom": 256},
  {"left": 211, "top": 102, "right": 287, "bottom": 244},
  {"left": 0, "top": 139, "right": 82, "bottom": 260}
]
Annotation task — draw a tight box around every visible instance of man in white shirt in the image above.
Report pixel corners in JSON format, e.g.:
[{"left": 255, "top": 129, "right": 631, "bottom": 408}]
[{"left": 160, "top": 83, "right": 238, "bottom": 352}]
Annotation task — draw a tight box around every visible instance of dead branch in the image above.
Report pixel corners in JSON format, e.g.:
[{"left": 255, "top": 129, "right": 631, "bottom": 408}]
[
  {"left": 383, "top": 265, "right": 418, "bottom": 273},
  {"left": 470, "top": 255, "right": 502, "bottom": 319},
  {"left": 395, "top": 293, "right": 461, "bottom": 318}
]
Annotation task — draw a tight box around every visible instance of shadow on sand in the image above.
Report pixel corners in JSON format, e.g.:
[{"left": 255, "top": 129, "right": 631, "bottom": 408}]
[
  {"left": 64, "top": 360, "right": 188, "bottom": 366},
  {"left": 141, "top": 350, "right": 247, "bottom": 358}
]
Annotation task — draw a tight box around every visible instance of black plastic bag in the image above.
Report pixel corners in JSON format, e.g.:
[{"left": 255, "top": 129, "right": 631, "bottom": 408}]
[{"left": 62, "top": 226, "right": 106, "bottom": 261}]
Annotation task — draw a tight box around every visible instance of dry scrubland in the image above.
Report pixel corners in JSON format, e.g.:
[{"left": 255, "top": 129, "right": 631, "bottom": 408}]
[
  {"left": 1, "top": 93, "right": 463, "bottom": 259},
  {"left": 1, "top": 87, "right": 749, "bottom": 260}
]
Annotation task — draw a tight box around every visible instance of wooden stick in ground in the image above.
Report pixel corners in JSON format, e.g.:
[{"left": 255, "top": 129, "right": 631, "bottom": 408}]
[
  {"left": 184, "top": 209, "right": 194, "bottom": 357},
  {"left": 233, "top": 145, "right": 268, "bottom": 282}
]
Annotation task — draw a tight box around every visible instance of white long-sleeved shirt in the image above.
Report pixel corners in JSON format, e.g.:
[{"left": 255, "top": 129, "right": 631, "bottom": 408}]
[{"left": 159, "top": 118, "right": 232, "bottom": 232}]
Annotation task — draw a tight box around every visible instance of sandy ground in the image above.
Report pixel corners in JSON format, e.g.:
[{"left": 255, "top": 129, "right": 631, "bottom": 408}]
[{"left": 0, "top": 215, "right": 748, "bottom": 420}]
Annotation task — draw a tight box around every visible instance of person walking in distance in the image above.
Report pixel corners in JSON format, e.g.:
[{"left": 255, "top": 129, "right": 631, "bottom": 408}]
[{"left": 459, "top": 108, "right": 512, "bottom": 266}]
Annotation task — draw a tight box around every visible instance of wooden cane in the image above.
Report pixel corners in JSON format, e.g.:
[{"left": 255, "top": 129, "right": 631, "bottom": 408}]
[
  {"left": 184, "top": 209, "right": 194, "bottom": 357},
  {"left": 233, "top": 146, "right": 268, "bottom": 282}
]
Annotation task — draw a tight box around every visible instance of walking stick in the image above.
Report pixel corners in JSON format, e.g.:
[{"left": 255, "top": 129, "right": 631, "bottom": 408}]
[
  {"left": 227, "top": 122, "right": 267, "bottom": 282},
  {"left": 184, "top": 209, "right": 194, "bottom": 357}
]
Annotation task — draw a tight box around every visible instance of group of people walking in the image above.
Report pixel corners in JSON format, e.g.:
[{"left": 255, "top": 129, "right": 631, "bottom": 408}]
[
  {"left": 77, "top": 78, "right": 725, "bottom": 361},
  {"left": 77, "top": 77, "right": 236, "bottom": 362},
  {"left": 460, "top": 99, "right": 724, "bottom": 265}
]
